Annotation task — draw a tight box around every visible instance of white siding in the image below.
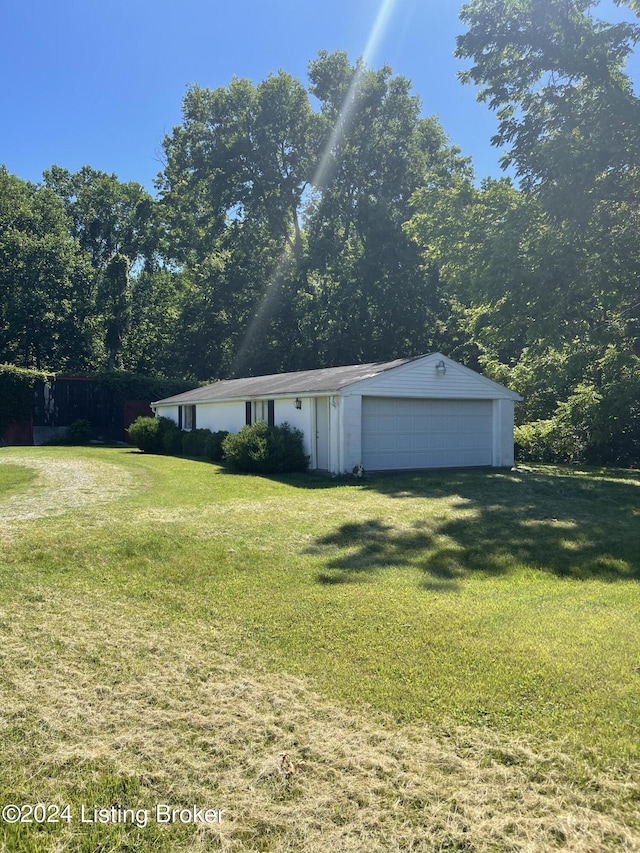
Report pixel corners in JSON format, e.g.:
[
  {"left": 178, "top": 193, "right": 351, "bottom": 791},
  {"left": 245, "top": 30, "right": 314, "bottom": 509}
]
[
  {"left": 492, "top": 399, "right": 515, "bottom": 467},
  {"left": 190, "top": 401, "right": 245, "bottom": 433},
  {"left": 347, "top": 353, "right": 518, "bottom": 400},
  {"left": 361, "top": 397, "right": 494, "bottom": 470},
  {"left": 275, "top": 398, "right": 310, "bottom": 434},
  {"left": 155, "top": 404, "right": 180, "bottom": 424},
  {"left": 278, "top": 398, "right": 314, "bottom": 462},
  {"left": 328, "top": 396, "right": 341, "bottom": 473},
  {"left": 340, "top": 395, "right": 362, "bottom": 472},
  {"left": 157, "top": 397, "right": 317, "bottom": 461}
]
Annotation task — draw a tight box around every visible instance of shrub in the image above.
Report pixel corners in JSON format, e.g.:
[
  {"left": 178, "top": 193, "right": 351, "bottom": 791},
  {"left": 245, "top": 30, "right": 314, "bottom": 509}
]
[
  {"left": 222, "top": 421, "right": 309, "bottom": 474},
  {"left": 515, "top": 383, "right": 608, "bottom": 465},
  {"left": 67, "top": 418, "right": 92, "bottom": 445},
  {"left": 128, "top": 416, "right": 179, "bottom": 454},
  {"left": 205, "top": 430, "right": 229, "bottom": 463},
  {"left": 182, "top": 428, "right": 211, "bottom": 458},
  {"left": 128, "top": 416, "right": 161, "bottom": 453},
  {"left": 161, "top": 420, "right": 183, "bottom": 455},
  {"left": 515, "top": 420, "right": 559, "bottom": 463}
]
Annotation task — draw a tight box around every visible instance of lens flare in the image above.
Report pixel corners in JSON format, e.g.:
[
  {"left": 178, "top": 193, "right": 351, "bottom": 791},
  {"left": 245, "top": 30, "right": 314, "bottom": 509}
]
[{"left": 230, "top": 0, "right": 401, "bottom": 377}]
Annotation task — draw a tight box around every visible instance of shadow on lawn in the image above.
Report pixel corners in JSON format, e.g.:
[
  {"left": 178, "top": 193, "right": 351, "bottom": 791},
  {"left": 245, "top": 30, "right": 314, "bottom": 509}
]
[{"left": 307, "top": 467, "right": 640, "bottom": 589}]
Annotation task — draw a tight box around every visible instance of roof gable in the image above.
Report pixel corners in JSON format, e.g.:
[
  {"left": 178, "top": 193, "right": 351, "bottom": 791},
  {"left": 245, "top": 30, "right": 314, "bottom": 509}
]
[{"left": 344, "top": 353, "right": 522, "bottom": 401}]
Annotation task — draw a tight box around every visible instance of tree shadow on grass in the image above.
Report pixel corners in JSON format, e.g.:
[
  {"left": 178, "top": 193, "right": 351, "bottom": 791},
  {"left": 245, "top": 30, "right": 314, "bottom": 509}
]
[{"left": 307, "top": 467, "right": 640, "bottom": 589}]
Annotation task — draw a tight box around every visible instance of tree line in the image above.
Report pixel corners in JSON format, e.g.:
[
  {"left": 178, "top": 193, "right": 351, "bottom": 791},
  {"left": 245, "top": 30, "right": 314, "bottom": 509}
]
[{"left": 1, "top": 0, "right": 639, "bottom": 465}]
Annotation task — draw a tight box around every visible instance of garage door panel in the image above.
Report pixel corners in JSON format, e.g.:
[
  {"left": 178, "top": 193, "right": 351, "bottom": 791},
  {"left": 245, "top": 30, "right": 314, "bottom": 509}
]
[
  {"left": 379, "top": 434, "right": 400, "bottom": 451},
  {"left": 362, "top": 397, "right": 493, "bottom": 470}
]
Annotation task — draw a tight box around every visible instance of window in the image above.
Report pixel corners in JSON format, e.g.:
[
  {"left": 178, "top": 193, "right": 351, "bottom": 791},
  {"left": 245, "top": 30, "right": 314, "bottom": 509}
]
[
  {"left": 183, "top": 405, "right": 196, "bottom": 431},
  {"left": 248, "top": 400, "right": 275, "bottom": 426}
]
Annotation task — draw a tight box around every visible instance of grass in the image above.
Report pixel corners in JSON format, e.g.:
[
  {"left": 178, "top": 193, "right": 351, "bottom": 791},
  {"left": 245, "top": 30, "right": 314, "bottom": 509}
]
[
  {"left": 0, "top": 447, "right": 639, "bottom": 851},
  {"left": 0, "top": 460, "right": 35, "bottom": 496}
]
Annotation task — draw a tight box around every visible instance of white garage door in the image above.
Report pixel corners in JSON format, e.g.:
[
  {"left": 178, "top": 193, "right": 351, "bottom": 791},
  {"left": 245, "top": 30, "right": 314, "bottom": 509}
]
[{"left": 361, "top": 397, "right": 494, "bottom": 470}]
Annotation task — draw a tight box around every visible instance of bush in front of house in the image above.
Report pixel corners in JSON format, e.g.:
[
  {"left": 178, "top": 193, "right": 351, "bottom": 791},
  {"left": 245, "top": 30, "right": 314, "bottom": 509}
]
[
  {"left": 128, "top": 416, "right": 179, "bottom": 454},
  {"left": 205, "top": 430, "right": 229, "bottom": 463},
  {"left": 162, "top": 420, "right": 184, "bottom": 455},
  {"left": 182, "top": 428, "right": 211, "bottom": 458},
  {"left": 128, "top": 416, "right": 160, "bottom": 453},
  {"left": 222, "top": 421, "right": 309, "bottom": 474}
]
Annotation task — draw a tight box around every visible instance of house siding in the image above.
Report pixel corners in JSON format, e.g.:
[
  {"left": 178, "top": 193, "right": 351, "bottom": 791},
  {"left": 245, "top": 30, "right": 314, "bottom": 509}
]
[
  {"left": 340, "top": 394, "right": 362, "bottom": 472},
  {"left": 346, "top": 354, "right": 517, "bottom": 401},
  {"left": 492, "top": 399, "right": 515, "bottom": 467},
  {"left": 157, "top": 404, "right": 180, "bottom": 424},
  {"left": 155, "top": 396, "right": 319, "bottom": 465}
]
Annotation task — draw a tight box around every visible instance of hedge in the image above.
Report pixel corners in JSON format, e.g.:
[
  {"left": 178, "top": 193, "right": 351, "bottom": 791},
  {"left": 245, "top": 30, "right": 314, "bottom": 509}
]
[{"left": 0, "top": 364, "right": 48, "bottom": 432}]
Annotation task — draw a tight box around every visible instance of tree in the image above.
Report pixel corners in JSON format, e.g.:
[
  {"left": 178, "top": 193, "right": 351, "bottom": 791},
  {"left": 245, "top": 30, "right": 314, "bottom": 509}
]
[
  {"left": 304, "top": 51, "right": 471, "bottom": 366},
  {"left": 449, "top": 0, "right": 640, "bottom": 464},
  {"left": 100, "top": 253, "right": 130, "bottom": 370},
  {"left": 159, "top": 73, "right": 319, "bottom": 266},
  {"left": 0, "top": 166, "right": 98, "bottom": 370},
  {"left": 44, "top": 165, "right": 159, "bottom": 271},
  {"left": 158, "top": 71, "right": 321, "bottom": 378},
  {"left": 456, "top": 0, "right": 640, "bottom": 217},
  {"left": 44, "top": 165, "right": 186, "bottom": 373},
  {"left": 157, "top": 53, "right": 474, "bottom": 378}
]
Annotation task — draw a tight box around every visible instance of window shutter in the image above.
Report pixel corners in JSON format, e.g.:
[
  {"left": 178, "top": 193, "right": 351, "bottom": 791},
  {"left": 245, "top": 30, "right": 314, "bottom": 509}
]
[
  {"left": 245, "top": 401, "right": 252, "bottom": 425},
  {"left": 192, "top": 405, "right": 196, "bottom": 430},
  {"left": 178, "top": 407, "right": 182, "bottom": 430},
  {"left": 267, "top": 399, "right": 275, "bottom": 427}
]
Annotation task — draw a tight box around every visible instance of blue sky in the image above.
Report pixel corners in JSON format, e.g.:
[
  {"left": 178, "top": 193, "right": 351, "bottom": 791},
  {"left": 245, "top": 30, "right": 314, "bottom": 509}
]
[{"left": 1, "top": 0, "right": 638, "bottom": 193}]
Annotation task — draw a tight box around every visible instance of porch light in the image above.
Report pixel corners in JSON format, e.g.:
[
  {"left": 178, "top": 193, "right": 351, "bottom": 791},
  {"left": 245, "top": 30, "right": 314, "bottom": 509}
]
[
  {"left": 294, "top": 398, "right": 302, "bottom": 410},
  {"left": 435, "top": 360, "right": 447, "bottom": 375}
]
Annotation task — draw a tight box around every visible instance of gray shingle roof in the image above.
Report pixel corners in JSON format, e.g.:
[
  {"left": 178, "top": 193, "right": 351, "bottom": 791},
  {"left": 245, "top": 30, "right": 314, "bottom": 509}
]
[{"left": 153, "top": 356, "right": 421, "bottom": 405}]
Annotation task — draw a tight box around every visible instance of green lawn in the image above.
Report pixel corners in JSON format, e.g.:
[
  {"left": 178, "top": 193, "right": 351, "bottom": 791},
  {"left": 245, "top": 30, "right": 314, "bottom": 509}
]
[
  {"left": 1, "top": 447, "right": 639, "bottom": 851},
  {"left": 0, "top": 460, "right": 35, "bottom": 496}
]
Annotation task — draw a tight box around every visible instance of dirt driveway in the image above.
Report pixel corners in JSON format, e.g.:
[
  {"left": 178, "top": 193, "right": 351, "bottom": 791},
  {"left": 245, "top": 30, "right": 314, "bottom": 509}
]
[{"left": 0, "top": 454, "right": 136, "bottom": 522}]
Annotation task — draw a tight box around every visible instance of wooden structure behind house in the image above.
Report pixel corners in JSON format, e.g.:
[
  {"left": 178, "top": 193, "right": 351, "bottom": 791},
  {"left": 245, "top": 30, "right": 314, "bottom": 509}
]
[
  {"left": 32, "top": 377, "right": 153, "bottom": 444},
  {"left": 152, "top": 353, "right": 522, "bottom": 473}
]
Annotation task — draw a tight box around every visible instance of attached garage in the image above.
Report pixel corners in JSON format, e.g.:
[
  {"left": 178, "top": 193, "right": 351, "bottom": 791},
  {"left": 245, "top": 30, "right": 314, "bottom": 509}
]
[
  {"left": 152, "top": 352, "right": 521, "bottom": 474},
  {"left": 361, "top": 397, "right": 494, "bottom": 470}
]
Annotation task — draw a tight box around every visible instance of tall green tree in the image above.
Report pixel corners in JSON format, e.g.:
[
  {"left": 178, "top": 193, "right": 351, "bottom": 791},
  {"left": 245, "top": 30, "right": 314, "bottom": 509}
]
[
  {"left": 158, "top": 71, "right": 321, "bottom": 378},
  {"left": 0, "top": 167, "right": 98, "bottom": 370},
  {"left": 44, "top": 165, "right": 185, "bottom": 372},
  {"left": 304, "top": 51, "right": 470, "bottom": 366},
  {"left": 447, "top": 0, "right": 640, "bottom": 464},
  {"left": 100, "top": 253, "right": 130, "bottom": 371},
  {"left": 44, "top": 165, "right": 159, "bottom": 270},
  {"left": 159, "top": 72, "right": 319, "bottom": 266},
  {"left": 157, "top": 54, "right": 475, "bottom": 378}
]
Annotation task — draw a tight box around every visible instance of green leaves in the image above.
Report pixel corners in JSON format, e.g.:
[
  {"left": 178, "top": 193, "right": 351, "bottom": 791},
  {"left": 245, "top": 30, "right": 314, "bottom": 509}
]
[
  {"left": 0, "top": 168, "right": 96, "bottom": 370},
  {"left": 456, "top": 0, "right": 640, "bottom": 211},
  {"left": 0, "top": 364, "right": 48, "bottom": 431}
]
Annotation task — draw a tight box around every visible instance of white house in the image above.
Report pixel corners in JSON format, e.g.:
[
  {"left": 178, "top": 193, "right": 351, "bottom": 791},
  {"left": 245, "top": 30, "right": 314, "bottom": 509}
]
[{"left": 151, "top": 353, "right": 521, "bottom": 474}]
